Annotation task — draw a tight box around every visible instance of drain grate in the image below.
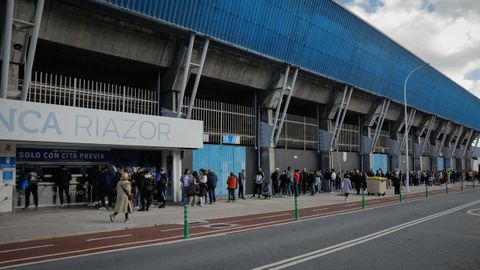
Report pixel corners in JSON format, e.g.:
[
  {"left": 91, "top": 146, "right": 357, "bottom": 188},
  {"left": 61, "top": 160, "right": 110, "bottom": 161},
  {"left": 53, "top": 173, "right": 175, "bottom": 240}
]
[{"left": 207, "top": 223, "right": 235, "bottom": 228}]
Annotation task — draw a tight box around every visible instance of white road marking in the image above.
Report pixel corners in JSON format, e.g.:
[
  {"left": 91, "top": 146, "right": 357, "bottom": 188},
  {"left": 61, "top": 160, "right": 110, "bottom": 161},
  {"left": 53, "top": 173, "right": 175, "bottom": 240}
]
[
  {"left": 0, "top": 244, "right": 53, "bottom": 254},
  {"left": 252, "top": 199, "right": 480, "bottom": 270},
  {"left": 466, "top": 208, "right": 480, "bottom": 216},
  {"left": 85, "top": 234, "right": 133, "bottom": 242},
  {"left": 312, "top": 208, "right": 329, "bottom": 212}
]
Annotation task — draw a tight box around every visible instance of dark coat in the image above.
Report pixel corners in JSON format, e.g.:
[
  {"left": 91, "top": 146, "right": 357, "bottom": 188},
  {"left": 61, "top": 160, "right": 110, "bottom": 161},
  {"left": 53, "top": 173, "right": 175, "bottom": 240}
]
[{"left": 207, "top": 172, "right": 218, "bottom": 189}]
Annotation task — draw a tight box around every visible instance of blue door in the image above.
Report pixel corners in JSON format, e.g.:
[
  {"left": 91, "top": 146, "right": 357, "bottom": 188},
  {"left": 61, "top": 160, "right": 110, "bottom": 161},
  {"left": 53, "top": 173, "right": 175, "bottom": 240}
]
[
  {"left": 437, "top": 157, "right": 444, "bottom": 171},
  {"left": 193, "top": 144, "right": 246, "bottom": 196},
  {"left": 371, "top": 154, "right": 388, "bottom": 172}
]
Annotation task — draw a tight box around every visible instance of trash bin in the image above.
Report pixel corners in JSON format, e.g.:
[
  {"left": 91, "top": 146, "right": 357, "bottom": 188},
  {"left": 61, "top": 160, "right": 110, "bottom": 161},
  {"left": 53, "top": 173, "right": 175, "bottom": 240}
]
[{"left": 366, "top": 177, "right": 387, "bottom": 196}]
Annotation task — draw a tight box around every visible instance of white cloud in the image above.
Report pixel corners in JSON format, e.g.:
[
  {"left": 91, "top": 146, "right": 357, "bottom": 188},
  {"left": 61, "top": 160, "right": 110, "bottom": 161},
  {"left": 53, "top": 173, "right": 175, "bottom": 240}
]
[{"left": 339, "top": 0, "right": 480, "bottom": 98}]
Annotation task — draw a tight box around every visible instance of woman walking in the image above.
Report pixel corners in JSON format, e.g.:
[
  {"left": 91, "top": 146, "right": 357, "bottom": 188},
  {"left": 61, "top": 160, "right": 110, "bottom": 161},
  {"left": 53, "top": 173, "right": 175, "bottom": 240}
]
[
  {"left": 198, "top": 170, "right": 208, "bottom": 207},
  {"left": 110, "top": 172, "right": 133, "bottom": 223},
  {"left": 188, "top": 171, "right": 200, "bottom": 207},
  {"left": 341, "top": 173, "right": 352, "bottom": 201}
]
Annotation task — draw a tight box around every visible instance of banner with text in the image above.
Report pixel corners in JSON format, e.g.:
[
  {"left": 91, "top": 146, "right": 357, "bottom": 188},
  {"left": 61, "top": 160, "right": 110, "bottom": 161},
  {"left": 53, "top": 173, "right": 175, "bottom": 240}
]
[{"left": 0, "top": 99, "right": 203, "bottom": 149}]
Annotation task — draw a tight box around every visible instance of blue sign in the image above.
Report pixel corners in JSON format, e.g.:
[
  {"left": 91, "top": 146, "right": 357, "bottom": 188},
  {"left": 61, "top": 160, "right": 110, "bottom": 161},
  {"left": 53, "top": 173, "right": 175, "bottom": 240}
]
[
  {"left": 17, "top": 148, "right": 111, "bottom": 163},
  {"left": 3, "top": 171, "right": 13, "bottom": 181},
  {"left": 0, "top": 157, "right": 16, "bottom": 168},
  {"left": 222, "top": 134, "right": 240, "bottom": 145}
]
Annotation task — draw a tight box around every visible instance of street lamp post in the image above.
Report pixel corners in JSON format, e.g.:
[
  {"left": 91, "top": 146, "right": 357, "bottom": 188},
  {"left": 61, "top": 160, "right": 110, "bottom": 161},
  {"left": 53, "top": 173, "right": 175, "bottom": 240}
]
[{"left": 404, "top": 62, "right": 429, "bottom": 193}]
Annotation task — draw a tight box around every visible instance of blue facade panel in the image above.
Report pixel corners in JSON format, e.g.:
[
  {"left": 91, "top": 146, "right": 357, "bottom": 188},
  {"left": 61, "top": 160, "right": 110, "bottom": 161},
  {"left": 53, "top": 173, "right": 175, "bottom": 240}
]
[
  {"left": 192, "top": 144, "right": 246, "bottom": 196},
  {"left": 371, "top": 154, "right": 388, "bottom": 173},
  {"left": 95, "top": 0, "right": 480, "bottom": 130}
]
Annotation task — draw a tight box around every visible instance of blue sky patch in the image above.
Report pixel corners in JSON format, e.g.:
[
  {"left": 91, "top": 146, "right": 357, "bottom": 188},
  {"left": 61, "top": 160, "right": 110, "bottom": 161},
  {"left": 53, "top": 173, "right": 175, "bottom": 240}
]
[
  {"left": 335, "top": 0, "right": 384, "bottom": 13},
  {"left": 422, "top": 0, "right": 435, "bottom": 13},
  {"left": 465, "top": 68, "right": 480, "bottom": 81}
]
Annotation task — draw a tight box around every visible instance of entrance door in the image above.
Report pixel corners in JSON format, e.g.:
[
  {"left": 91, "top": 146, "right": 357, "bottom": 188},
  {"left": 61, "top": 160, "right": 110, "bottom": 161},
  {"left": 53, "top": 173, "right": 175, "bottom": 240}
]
[{"left": 193, "top": 145, "right": 246, "bottom": 196}]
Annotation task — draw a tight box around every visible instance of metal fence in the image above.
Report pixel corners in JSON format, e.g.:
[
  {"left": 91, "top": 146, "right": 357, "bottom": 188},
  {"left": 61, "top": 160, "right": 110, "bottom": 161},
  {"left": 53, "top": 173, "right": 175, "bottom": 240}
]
[
  {"left": 183, "top": 97, "right": 256, "bottom": 146},
  {"left": 24, "top": 71, "right": 159, "bottom": 115},
  {"left": 337, "top": 123, "right": 360, "bottom": 152},
  {"left": 277, "top": 114, "right": 318, "bottom": 150}
]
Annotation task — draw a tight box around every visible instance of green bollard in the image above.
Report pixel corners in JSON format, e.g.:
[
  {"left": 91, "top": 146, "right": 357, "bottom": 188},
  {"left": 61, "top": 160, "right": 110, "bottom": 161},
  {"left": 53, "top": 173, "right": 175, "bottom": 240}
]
[
  {"left": 294, "top": 195, "right": 299, "bottom": 221},
  {"left": 461, "top": 179, "right": 464, "bottom": 192},
  {"left": 445, "top": 181, "right": 448, "bottom": 194},
  {"left": 362, "top": 188, "right": 366, "bottom": 209},
  {"left": 473, "top": 179, "right": 475, "bottom": 189},
  {"left": 400, "top": 186, "right": 403, "bottom": 202},
  {"left": 425, "top": 182, "right": 428, "bottom": 198},
  {"left": 184, "top": 203, "right": 189, "bottom": 239}
]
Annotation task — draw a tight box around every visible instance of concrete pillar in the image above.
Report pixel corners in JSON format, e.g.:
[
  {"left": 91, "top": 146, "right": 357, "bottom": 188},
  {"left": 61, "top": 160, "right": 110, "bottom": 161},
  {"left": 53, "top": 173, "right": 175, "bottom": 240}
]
[{"left": 171, "top": 150, "right": 182, "bottom": 203}]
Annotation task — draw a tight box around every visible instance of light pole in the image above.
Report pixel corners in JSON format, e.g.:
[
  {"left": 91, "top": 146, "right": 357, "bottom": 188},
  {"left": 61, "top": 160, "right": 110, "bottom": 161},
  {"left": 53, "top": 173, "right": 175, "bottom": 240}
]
[{"left": 404, "top": 62, "right": 429, "bottom": 193}]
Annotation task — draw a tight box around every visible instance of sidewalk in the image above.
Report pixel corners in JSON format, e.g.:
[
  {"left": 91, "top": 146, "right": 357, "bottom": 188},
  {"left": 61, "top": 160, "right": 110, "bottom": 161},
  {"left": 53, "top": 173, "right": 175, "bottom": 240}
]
[{"left": 0, "top": 183, "right": 468, "bottom": 244}]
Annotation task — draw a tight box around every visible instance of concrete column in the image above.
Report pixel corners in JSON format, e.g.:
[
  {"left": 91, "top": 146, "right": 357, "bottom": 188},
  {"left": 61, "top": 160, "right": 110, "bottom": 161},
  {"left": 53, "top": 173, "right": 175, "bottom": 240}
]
[{"left": 171, "top": 150, "right": 182, "bottom": 203}]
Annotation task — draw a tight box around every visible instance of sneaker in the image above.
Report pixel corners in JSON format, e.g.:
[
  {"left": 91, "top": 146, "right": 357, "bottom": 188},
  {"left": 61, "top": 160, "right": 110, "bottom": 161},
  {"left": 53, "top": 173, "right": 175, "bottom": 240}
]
[
  {"left": 109, "top": 214, "right": 115, "bottom": 222},
  {"left": 98, "top": 207, "right": 106, "bottom": 211},
  {"left": 124, "top": 219, "right": 131, "bottom": 223}
]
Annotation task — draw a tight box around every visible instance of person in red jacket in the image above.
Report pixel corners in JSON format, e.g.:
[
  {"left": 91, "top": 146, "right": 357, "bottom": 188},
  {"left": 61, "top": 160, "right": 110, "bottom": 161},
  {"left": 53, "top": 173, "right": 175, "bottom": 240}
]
[
  {"left": 227, "top": 172, "right": 237, "bottom": 203},
  {"left": 294, "top": 169, "right": 301, "bottom": 196}
]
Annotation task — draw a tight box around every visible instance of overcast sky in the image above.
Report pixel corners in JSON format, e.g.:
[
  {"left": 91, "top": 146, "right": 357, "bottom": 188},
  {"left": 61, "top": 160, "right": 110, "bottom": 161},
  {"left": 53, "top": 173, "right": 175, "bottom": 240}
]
[{"left": 335, "top": 0, "right": 480, "bottom": 99}]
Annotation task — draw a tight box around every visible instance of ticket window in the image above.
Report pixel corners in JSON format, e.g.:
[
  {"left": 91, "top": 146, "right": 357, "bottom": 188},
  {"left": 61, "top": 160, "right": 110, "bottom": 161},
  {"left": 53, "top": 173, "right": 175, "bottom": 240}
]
[{"left": 15, "top": 165, "right": 99, "bottom": 208}]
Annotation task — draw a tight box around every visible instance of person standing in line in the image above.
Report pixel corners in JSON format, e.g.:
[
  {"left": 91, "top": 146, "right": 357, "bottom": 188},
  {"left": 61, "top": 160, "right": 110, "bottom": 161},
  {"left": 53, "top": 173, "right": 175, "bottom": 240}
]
[
  {"left": 308, "top": 170, "right": 316, "bottom": 196},
  {"left": 157, "top": 168, "right": 168, "bottom": 208},
  {"left": 352, "top": 170, "right": 361, "bottom": 195},
  {"left": 188, "top": 171, "right": 200, "bottom": 207},
  {"left": 207, "top": 169, "right": 218, "bottom": 204},
  {"left": 237, "top": 169, "right": 246, "bottom": 199},
  {"left": 301, "top": 168, "right": 308, "bottom": 195},
  {"left": 99, "top": 166, "right": 116, "bottom": 210},
  {"left": 271, "top": 168, "right": 280, "bottom": 196},
  {"left": 198, "top": 169, "right": 208, "bottom": 207},
  {"left": 180, "top": 169, "right": 191, "bottom": 205},
  {"left": 87, "top": 165, "right": 101, "bottom": 207},
  {"left": 109, "top": 172, "right": 133, "bottom": 223},
  {"left": 251, "top": 168, "right": 264, "bottom": 199},
  {"left": 131, "top": 167, "right": 144, "bottom": 209},
  {"left": 342, "top": 173, "right": 352, "bottom": 201},
  {"left": 54, "top": 166, "right": 72, "bottom": 207},
  {"left": 330, "top": 169, "right": 337, "bottom": 193},
  {"left": 22, "top": 166, "right": 39, "bottom": 209},
  {"left": 393, "top": 171, "right": 401, "bottom": 195},
  {"left": 293, "top": 169, "right": 301, "bottom": 196},
  {"left": 279, "top": 170, "right": 288, "bottom": 196},
  {"left": 140, "top": 170, "right": 155, "bottom": 211},
  {"left": 286, "top": 167, "right": 294, "bottom": 197},
  {"left": 227, "top": 172, "right": 237, "bottom": 203}
]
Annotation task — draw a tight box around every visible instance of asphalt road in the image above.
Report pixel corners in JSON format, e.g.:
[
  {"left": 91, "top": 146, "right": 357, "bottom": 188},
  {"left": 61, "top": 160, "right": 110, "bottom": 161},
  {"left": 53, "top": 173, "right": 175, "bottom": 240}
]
[{"left": 8, "top": 189, "right": 480, "bottom": 270}]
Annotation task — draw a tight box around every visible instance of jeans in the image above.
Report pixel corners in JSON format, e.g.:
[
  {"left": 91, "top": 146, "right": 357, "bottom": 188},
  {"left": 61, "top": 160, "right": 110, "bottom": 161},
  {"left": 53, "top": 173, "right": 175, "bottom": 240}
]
[
  {"left": 309, "top": 183, "right": 316, "bottom": 195},
  {"left": 285, "top": 182, "right": 293, "bottom": 196},
  {"left": 100, "top": 189, "right": 114, "bottom": 208},
  {"left": 182, "top": 186, "right": 189, "bottom": 204},
  {"left": 294, "top": 183, "right": 300, "bottom": 196},
  {"left": 228, "top": 188, "right": 236, "bottom": 201},
  {"left": 330, "top": 180, "right": 336, "bottom": 192},
  {"left": 208, "top": 188, "right": 216, "bottom": 203}
]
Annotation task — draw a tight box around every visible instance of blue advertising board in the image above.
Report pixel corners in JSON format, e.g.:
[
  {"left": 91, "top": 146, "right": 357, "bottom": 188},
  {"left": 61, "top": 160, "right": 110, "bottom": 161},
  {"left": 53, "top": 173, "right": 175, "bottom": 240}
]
[{"left": 16, "top": 148, "right": 111, "bottom": 163}]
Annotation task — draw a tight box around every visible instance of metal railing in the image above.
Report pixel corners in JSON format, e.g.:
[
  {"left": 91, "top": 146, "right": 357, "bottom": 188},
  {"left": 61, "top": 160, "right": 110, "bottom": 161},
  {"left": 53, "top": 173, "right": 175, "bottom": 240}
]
[
  {"left": 183, "top": 97, "right": 256, "bottom": 146},
  {"left": 277, "top": 114, "right": 318, "bottom": 150},
  {"left": 23, "top": 71, "right": 159, "bottom": 115},
  {"left": 337, "top": 123, "right": 360, "bottom": 152}
]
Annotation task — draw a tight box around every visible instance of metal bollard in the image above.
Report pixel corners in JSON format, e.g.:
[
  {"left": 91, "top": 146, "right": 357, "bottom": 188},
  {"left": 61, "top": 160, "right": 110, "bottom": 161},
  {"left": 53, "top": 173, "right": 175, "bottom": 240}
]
[
  {"left": 399, "top": 186, "right": 403, "bottom": 202},
  {"left": 362, "top": 188, "right": 366, "bottom": 209},
  {"left": 461, "top": 179, "right": 463, "bottom": 192},
  {"left": 184, "top": 203, "right": 189, "bottom": 239},
  {"left": 445, "top": 181, "right": 448, "bottom": 194},
  {"left": 294, "top": 195, "right": 299, "bottom": 221}
]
